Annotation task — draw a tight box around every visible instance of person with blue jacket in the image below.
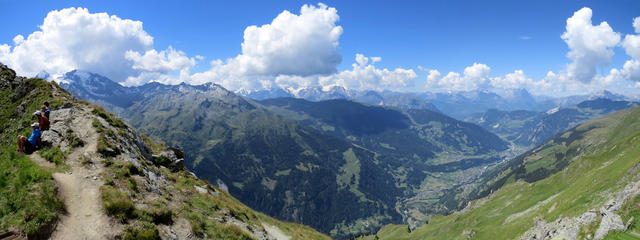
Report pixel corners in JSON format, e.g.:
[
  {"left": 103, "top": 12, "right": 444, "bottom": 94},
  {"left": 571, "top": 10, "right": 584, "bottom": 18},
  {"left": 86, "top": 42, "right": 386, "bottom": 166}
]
[{"left": 17, "top": 122, "right": 41, "bottom": 154}]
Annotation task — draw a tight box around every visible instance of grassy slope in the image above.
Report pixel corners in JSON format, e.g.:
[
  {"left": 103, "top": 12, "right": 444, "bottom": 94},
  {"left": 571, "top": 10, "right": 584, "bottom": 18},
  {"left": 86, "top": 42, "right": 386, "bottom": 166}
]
[
  {"left": 0, "top": 69, "right": 69, "bottom": 237},
  {"left": 363, "top": 107, "right": 640, "bottom": 239}
]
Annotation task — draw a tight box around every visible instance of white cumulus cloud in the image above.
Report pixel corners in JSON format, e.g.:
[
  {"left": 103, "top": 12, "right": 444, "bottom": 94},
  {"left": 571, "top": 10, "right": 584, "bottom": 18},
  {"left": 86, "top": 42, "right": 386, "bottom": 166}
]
[
  {"left": 489, "top": 70, "right": 553, "bottom": 92},
  {"left": 425, "top": 63, "right": 490, "bottom": 91},
  {"left": 0, "top": 7, "right": 197, "bottom": 85},
  {"left": 0, "top": 7, "right": 154, "bottom": 82},
  {"left": 191, "top": 3, "right": 344, "bottom": 89},
  {"left": 323, "top": 54, "right": 417, "bottom": 91},
  {"left": 256, "top": 54, "right": 418, "bottom": 91},
  {"left": 620, "top": 17, "right": 640, "bottom": 81},
  {"left": 561, "top": 7, "right": 621, "bottom": 82},
  {"left": 124, "top": 46, "right": 196, "bottom": 85}
]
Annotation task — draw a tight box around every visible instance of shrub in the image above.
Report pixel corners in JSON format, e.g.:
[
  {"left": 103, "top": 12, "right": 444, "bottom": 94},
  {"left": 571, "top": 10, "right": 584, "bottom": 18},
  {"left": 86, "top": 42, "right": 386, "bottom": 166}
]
[{"left": 151, "top": 155, "right": 171, "bottom": 167}]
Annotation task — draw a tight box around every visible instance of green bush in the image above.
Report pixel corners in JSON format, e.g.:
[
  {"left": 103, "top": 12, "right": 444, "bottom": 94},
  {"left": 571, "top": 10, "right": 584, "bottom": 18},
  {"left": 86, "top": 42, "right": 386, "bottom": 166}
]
[{"left": 100, "top": 185, "right": 136, "bottom": 222}]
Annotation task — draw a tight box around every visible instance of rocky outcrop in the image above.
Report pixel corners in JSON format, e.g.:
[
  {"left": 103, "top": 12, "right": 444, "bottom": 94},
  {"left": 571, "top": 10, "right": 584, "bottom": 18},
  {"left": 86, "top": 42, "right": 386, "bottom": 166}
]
[
  {"left": 519, "top": 211, "right": 597, "bottom": 240},
  {"left": 152, "top": 149, "right": 184, "bottom": 171},
  {"left": 594, "top": 212, "right": 625, "bottom": 239},
  {"left": 519, "top": 178, "right": 640, "bottom": 240}
]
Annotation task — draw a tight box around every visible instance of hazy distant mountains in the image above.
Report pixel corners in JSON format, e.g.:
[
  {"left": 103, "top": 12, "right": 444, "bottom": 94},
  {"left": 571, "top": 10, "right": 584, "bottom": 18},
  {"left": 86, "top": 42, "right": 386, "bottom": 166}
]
[
  {"left": 235, "top": 86, "right": 635, "bottom": 120},
  {"left": 238, "top": 86, "right": 442, "bottom": 113},
  {"left": 466, "top": 98, "right": 639, "bottom": 148}
]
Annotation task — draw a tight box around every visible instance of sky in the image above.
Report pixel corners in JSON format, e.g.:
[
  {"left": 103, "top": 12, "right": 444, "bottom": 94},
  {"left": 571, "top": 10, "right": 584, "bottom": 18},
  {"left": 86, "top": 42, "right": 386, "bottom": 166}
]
[{"left": 1, "top": 0, "right": 640, "bottom": 97}]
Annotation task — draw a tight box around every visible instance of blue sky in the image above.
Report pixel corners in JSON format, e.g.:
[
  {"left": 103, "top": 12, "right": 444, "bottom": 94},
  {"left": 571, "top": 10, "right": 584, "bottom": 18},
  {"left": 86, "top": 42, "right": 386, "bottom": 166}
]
[{"left": 1, "top": 0, "right": 640, "bottom": 96}]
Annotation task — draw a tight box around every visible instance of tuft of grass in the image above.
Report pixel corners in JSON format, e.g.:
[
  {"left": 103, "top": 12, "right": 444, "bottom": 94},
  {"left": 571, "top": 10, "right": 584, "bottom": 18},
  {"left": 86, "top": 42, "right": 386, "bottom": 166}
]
[
  {"left": 148, "top": 201, "right": 173, "bottom": 225},
  {"left": 100, "top": 185, "right": 136, "bottom": 222},
  {"left": 112, "top": 162, "right": 140, "bottom": 179},
  {"left": 38, "top": 146, "right": 66, "bottom": 165},
  {"left": 104, "top": 157, "right": 114, "bottom": 167},
  {"left": 123, "top": 221, "right": 160, "bottom": 240},
  {"left": 92, "top": 118, "right": 104, "bottom": 133},
  {"left": 128, "top": 178, "right": 138, "bottom": 193},
  {"left": 97, "top": 133, "right": 120, "bottom": 157},
  {"left": 65, "top": 133, "right": 84, "bottom": 149},
  {"left": 104, "top": 177, "right": 115, "bottom": 186},
  {"left": 92, "top": 106, "right": 127, "bottom": 129},
  {"left": 80, "top": 155, "right": 92, "bottom": 166},
  {"left": 141, "top": 134, "right": 166, "bottom": 155}
]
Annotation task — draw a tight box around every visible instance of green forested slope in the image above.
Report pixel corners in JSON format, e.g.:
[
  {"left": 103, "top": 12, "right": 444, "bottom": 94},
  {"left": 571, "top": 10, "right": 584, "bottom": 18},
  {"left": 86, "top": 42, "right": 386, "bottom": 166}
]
[{"left": 119, "top": 89, "right": 510, "bottom": 238}]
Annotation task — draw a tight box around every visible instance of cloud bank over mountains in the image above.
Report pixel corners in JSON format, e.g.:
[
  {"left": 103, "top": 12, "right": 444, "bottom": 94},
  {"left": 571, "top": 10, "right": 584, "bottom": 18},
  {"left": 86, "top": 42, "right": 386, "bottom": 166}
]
[{"left": 0, "top": 5, "right": 639, "bottom": 96}]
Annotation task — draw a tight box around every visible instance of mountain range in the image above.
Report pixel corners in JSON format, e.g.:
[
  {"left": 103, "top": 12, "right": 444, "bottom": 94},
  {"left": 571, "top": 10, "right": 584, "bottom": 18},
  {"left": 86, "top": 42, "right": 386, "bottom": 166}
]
[
  {"left": 53, "top": 69, "right": 640, "bottom": 239},
  {"left": 57, "top": 70, "right": 513, "bottom": 238}
]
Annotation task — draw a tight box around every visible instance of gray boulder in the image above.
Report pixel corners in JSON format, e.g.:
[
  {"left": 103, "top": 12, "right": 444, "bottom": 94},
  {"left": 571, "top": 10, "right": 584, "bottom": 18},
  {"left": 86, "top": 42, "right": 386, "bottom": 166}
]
[{"left": 41, "top": 130, "right": 62, "bottom": 147}]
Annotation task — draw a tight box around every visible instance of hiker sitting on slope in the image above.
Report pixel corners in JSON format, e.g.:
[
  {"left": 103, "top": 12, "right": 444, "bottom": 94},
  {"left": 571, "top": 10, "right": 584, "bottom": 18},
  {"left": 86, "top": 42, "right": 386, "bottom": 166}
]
[
  {"left": 35, "top": 110, "right": 49, "bottom": 131},
  {"left": 43, "top": 101, "right": 51, "bottom": 119},
  {"left": 17, "top": 122, "right": 41, "bottom": 154}
]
